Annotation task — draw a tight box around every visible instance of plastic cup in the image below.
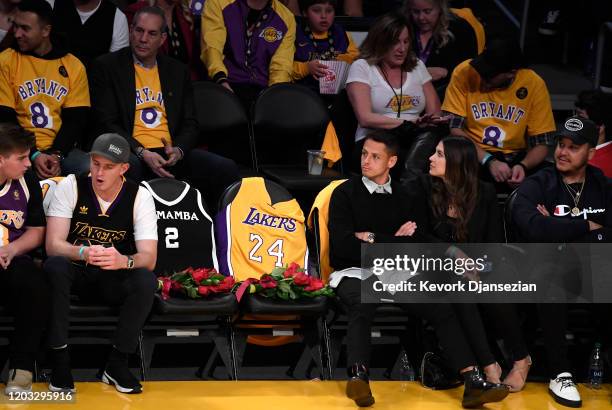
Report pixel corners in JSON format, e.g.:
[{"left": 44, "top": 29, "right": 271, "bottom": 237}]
[{"left": 307, "top": 150, "right": 325, "bottom": 175}]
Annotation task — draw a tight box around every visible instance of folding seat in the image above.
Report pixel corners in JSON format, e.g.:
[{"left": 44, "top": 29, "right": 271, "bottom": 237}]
[
  {"left": 216, "top": 177, "right": 330, "bottom": 379},
  {"left": 141, "top": 178, "right": 238, "bottom": 380}
]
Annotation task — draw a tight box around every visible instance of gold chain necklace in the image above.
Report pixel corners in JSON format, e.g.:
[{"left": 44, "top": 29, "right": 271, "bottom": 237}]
[{"left": 562, "top": 178, "right": 585, "bottom": 216}]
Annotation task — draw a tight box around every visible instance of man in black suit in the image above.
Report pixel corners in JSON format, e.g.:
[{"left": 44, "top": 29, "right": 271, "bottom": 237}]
[{"left": 89, "top": 5, "right": 238, "bottom": 207}]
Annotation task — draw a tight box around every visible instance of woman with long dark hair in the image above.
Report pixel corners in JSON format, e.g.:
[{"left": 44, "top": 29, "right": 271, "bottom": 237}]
[{"left": 411, "top": 136, "right": 532, "bottom": 392}]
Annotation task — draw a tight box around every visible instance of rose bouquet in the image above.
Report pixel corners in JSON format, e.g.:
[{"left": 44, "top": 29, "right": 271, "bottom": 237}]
[
  {"left": 235, "top": 262, "right": 334, "bottom": 301},
  {"left": 157, "top": 267, "right": 235, "bottom": 300}
]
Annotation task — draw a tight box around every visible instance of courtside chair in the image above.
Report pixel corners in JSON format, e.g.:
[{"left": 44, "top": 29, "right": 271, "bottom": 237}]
[
  {"left": 141, "top": 178, "right": 239, "bottom": 380},
  {"left": 250, "top": 84, "right": 344, "bottom": 195},
  {"left": 309, "top": 184, "right": 423, "bottom": 380},
  {"left": 192, "top": 81, "right": 255, "bottom": 172},
  {"left": 216, "top": 178, "right": 330, "bottom": 380}
]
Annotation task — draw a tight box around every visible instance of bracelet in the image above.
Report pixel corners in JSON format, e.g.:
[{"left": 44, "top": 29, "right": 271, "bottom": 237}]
[
  {"left": 136, "top": 146, "right": 145, "bottom": 159},
  {"left": 516, "top": 162, "right": 528, "bottom": 172},
  {"left": 78, "top": 245, "right": 87, "bottom": 261},
  {"left": 30, "top": 151, "right": 41, "bottom": 161},
  {"left": 481, "top": 152, "right": 492, "bottom": 165},
  {"left": 483, "top": 154, "right": 496, "bottom": 168}
]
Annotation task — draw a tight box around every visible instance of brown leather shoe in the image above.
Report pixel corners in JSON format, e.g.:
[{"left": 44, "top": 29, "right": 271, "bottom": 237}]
[{"left": 346, "top": 364, "right": 375, "bottom": 407}]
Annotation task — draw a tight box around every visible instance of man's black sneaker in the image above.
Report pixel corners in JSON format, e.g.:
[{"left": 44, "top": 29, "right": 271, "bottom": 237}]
[{"left": 49, "top": 347, "right": 76, "bottom": 394}]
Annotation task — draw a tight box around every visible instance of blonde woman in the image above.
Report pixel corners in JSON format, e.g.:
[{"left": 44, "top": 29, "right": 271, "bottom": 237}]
[{"left": 404, "top": 0, "right": 478, "bottom": 96}]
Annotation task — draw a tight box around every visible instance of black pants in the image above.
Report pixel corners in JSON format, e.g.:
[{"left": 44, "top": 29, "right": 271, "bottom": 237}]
[
  {"left": 482, "top": 303, "right": 529, "bottom": 363},
  {"left": 538, "top": 303, "right": 570, "bottom": 378},
  {"left": 336, "top": 277, "right": 475, "bottom": 372},
  {"left": 452, "top": 304, "right": 496, "bottom": 367},
  {"left": 45, "top": 256, "right": 157, "bottom": 354},
  {"left": 127, "top": 148, "right": 240, "bottom": 213},
  {"left": 0, "top": 256, "right": 49, "bottom": 372},
  {"left": 454, "top": 303, "right": 530, "bottom": 367}
]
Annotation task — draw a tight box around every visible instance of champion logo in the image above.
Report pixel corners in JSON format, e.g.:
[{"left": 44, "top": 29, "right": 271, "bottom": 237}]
[
  {"left": 553, "top": 205, "right": 571, "bottom": 216},
  {"left": 553, "top": 204, "right": 605, "bottom": 219},
  {"left": 565, "top": 118, "right": 583, "bottom": 132}
]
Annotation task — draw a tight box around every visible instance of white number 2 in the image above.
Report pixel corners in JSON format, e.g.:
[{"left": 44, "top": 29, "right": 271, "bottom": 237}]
[
  {"left": 248, "top": 234, "right": 285, "bottom": 267},
  {"left": 165, "top": 227, "right": 179, "bottom": 249}
]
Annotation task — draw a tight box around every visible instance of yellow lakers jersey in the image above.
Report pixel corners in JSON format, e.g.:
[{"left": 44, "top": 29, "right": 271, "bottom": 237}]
[
  {"left": 0, "top": 49, "right": 90, "bottom": 151},
  {"left": 39, "top": 176, "right": 65, "bottom": 215},
  {"left": 216, "top": 177, "right": 309, "bottom": 281},
  {"left": 442, "top": 60, "right": 556, "bottom": 154},
  {"left": 133, "top": 64, "right": 171, "bottom": 149},
  {"left": 307, "top": 179, "right": 347, "bottom": 283}
]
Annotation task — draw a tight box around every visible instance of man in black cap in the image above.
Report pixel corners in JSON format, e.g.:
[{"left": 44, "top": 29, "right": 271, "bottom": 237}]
[
  {"left": 512, "top": 115, "right": 612, "bottom": 408},
  {"left": 442, "top": 37, "right": 556, "bottom": 188},
  {"left": 44, "top": 133, "right": 158, "bottom": 394}
]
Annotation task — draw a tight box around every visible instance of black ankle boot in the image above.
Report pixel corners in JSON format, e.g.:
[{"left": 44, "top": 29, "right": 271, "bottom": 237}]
[
  {"left": 461, "top": 367, "right": 509, "bottom": 408},
  {"left": 346, "top": 363, "right": 375, "bottom": 407}
]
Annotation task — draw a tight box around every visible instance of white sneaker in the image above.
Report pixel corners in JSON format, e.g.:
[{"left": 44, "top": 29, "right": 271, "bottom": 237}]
[
  {"left": 549, "top": 372, "right": 582, "bottom": 408},
  {"left": 4, "top": 369, "right": 33, "bottom": 395}
]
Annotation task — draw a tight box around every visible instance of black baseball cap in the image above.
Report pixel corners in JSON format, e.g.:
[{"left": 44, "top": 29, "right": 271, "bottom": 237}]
[
  {"left": 470, "top": 37, "right": 527, "bottom": 80},
  {"left": 90, "top": 133, "right": 130, "bottom": 163},
  {"left": 556, "top": 115, "right": 599, "bottom": 147}
]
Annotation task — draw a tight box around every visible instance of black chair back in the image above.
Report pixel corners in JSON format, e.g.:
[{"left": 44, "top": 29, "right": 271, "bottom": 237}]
[
  {"left": 192, "top": 81, "right": 253, "bottom": 167},
  {"left": 252, "top": 84, "right": 329, "bottom": 170}
]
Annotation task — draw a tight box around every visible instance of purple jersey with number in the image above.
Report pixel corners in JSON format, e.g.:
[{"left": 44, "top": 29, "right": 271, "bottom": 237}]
[{"left": 0, "top": 178, "right": 29, "bottom": 246}]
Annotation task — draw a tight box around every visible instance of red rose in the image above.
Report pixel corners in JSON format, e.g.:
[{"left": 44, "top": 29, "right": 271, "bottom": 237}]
[
  {"left": 198, "top": 285, "right": 210, "bottom": 296},
  {"left": 160, "top": 278, "right": 172, "bottom": 300},
  {"left": 305, "top": 278, "right": 324, "bottom": 292},
  {"left": 260, "top": 274, "right": 277, "bottom": 289},
  {"left": 293, "top": 272, "right": 310, "bottom": 286},
  {"left": 284, "top": 262, "right": 301, "bottom": 278},
  {"left": 191, "top": 268, "right": 208, "bottom": 284},
  {"left": 214, "top": 276, "right": 235, "bottom": 293}
]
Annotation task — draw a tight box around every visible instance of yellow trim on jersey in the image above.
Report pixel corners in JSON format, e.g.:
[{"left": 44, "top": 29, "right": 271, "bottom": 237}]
[
  {"left": 307, "top": 179, "right": 347, "bottom": 283},
  {"left": 0, "top": 49, "right": 90, "bottom": 151},
  {"left": 133, "top": 64, "right": 171, "bottom": 149},
  {"left": 442, "top": 60, "right": 556, "bottom": 154}
]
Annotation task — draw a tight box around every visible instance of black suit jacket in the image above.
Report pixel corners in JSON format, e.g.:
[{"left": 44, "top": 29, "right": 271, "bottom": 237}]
[{"left": 89, "top": 47, "right": 198, "bottom": 153}]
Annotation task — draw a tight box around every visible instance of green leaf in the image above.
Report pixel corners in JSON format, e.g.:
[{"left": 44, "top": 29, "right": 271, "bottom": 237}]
[
  {"left": 186, "top": 286, "right": 198, "bottom": 299},
  {"left": 270, "top": 267, "right": 285, "bottom": 277},
  {"left": 278, "top": 281, "right": 291, "bottom": 293},
  {"left": 288, "top": 288, "right": 297, "bottom": 299}
]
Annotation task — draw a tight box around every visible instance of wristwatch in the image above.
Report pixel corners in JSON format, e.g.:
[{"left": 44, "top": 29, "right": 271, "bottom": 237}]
[
  {"left": 367, "top": 232, "right": 375, "bottom": 244},
  {"left": 127, "top": 255, "right": 135, "bottom": 269}
]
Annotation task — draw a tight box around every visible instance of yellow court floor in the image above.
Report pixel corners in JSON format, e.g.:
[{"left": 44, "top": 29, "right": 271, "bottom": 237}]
[{"left": 2, "top": 381, "right": 612, "bottom": 409}]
